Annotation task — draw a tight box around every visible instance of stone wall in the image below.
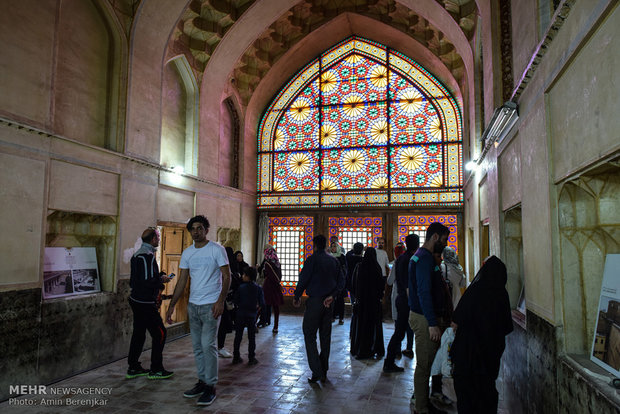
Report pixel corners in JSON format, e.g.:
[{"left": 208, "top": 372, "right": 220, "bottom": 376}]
[
  {"left": 502, "top": 311, "right": 620, "bottom": 413},
  {"left": 0, "top": 288, "right": 41, "bottom": 401},
  {"left": 502, "top": 314, "right": 527, "bottom": 413},
  {"left": 1, "top": 280, "right": 134, "bottom": 401},
  {"left": 526, "top": 311, "right": 559, "bottom": 413},
  {"left": 558, "top": 355, "right": 620, "bottom": 414}
]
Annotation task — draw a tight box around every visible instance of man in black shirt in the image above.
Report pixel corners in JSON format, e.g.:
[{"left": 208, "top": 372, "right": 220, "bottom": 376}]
[
  {"left": 127, "top": 227, "right": 173, "bottom": 379},
  {"left": 293, "top": 235, "right": 345, "bottom": 383}
]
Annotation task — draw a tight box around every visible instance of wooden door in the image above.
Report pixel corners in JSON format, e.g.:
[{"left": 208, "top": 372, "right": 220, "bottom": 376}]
[{"left": 159, "top": 225, "right": 191, "bottom": 326}]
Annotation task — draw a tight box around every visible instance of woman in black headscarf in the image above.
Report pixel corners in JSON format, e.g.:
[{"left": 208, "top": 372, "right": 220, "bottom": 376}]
[
  {"left": 216, "top": 247, "right": 240, "bottom": 358},
  {"left": 234, "top": 250, "right": 249, "bottom": 273},
  {"left": 350, "top": 247, "right": 385, "bottom": 359},
  {"left": 450, "top": 256, "right": 514, "bottom": 414}
]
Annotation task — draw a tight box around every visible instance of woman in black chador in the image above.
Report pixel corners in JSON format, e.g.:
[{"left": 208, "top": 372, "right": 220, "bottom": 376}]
[
  {"left": 450, "top": 255, "right": 513, "bottom": 414},
  {"left": 350, "top": 247, "right": 385, "bottom": 359}
]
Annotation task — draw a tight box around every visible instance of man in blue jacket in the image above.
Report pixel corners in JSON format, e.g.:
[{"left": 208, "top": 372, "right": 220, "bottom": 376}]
[
  {"left": 127, "top": 227, "right": 173, "bottom": 380},
  {"left": 293, "top": 234, "right": 345, "bottom": 383},
  {"left": 408, "top": 222, "right": 451, "bottom": 414}
]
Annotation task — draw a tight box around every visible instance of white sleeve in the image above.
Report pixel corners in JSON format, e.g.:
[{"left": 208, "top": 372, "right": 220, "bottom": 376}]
[
  {"left": 387, "top": 262, "right": 396, "bottom": 286},
  {"left": 216, "top": 244, "right": 229, "bottom": 267},
  {"left": 179, "top": 248, "right": 190, "bottom": 269}
]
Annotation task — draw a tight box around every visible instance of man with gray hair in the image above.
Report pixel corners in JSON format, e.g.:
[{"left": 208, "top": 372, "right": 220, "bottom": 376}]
[{"left": 127, "top": 227, "right": 173, "bottom": 380}]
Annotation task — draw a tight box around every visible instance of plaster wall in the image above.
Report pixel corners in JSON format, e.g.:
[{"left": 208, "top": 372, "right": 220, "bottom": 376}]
[
  {"left": 49, "top": 160, "right": 119, "bottom": 216},
  {"left": 548, "top": 3, "right": 620, "bottom": 182},
  {"left": 513, "top": 96, "right": 555, "bottom": 322},
  {"left": 219, "top": 99, "right": 235, "bottom": 187},
  {"left": 118, "top": 174, "right": 158, "bottom": 277},
  {"left": 498, "top": 134, "right": 522, "bottom": 211},
  {"left": 161, "top": 62, "right": 187, "bottom": 169},
  {"left": 479, "top": 177, "right": 489, "bottom": 221},
  {"left": 0, "top": 152, "right": 46, "bottom": 285},
  {"left": 157, "top": 186, "right": 194, "bottom": 224},
  {"left": 478, "top": 0, "right": 502, "bottom": 123},
  {"left": 0, "top": 0, "right": 55, "bottom": 126},
  {"left": 125, "top": 0, "right": 189, "bottom": 161},
  {"left": 510, "top": 0, "right": 539, "bottom": 88},
  {"left": 53, "top": 0, "right": 110, "bottom": 147}
]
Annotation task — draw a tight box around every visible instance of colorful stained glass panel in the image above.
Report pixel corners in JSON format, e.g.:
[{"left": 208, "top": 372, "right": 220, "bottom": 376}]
[
  {"left": 390, "top": 145, "right": 443, "bottom": 188},
  {"left": 268, "top": 216, "right": 314, "bottom": 295},
  {"left": 397, "top": 215, "right": 458, "bottom": 252},
  {"left": 257, "top": 36, "right": 463, "bottom": 209},
  {"left": 321, "top": 147, "right": 388, "bottom": 190},
  {"left": 273, "top": 151, "right": 319, "bottom": 191},
  {"left": 320, "top": 102, "right": 387, "bottom": 149},
  {"left": 273, "top": 107, "right": 319, "bottom": 152},
  {"left": 321, "top": 55, "right": 387, "bottom": 105}
]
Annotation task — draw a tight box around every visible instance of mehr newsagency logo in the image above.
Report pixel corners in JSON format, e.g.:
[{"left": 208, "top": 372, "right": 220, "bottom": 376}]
[{"left": 8, "top": 385, "right": 111, "bottom": 408}]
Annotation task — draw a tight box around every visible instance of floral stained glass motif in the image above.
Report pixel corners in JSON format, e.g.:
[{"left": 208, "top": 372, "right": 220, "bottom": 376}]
[
  {"left": 322, "top": 147, "right": 388, "bottom": 190},
  {"left": 273, "top": 151, "right": 319, "bottom": 192},
  {"left": 258, "top": 36, "right": 463, "bottom": 209}
]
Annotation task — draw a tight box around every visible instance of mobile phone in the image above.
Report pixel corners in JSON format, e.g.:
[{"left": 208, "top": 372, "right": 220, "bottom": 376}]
[{"left": 168, "top": 273, "right": 175, "bottom": 279}]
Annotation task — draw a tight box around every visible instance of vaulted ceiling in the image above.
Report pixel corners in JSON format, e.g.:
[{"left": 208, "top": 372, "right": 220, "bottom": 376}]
[{"left": 165, "top": 0, "right": 478, "bottom": 105}]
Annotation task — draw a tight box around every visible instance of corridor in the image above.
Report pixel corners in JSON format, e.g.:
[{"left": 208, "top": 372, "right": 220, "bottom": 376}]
[{"left": 3, "top": 314, "right": 510, "bottom": 413}]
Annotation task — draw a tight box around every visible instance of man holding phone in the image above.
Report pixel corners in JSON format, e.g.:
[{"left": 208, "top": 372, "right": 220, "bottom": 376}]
[{"left": 127, "top": 227, "right": 174, "bottom": 380}]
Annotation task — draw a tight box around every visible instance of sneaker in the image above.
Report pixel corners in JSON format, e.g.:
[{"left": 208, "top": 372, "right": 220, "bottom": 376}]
[
  {"left": 231, "top": 356, "right": 243, "bottom": 364},
  {"left": 184, "top": 380, "right": 206, "bottom": 398},
  {"left": 218, "top": 348, "right": 232, "bottom": 358},
  {"left": 125, "top": 366, "right": 149, "bottom": 379},
  {"left": 147, "top": 369, "right": 174, "bottom": 379},
  {"left": 248, "top": 358, "right": 259, "bottom": 366},
  {"left": 430, "top": 392, "right": 453, "bottom": 406},
  {"left": 197, "top": 386, "right": 216, "bottom": 406},
  {"left": 383, "top": 363, "right": 405, "bottom": 373},
  {"left": 402, "top": 349, "right": 414, "bottom": 358}
]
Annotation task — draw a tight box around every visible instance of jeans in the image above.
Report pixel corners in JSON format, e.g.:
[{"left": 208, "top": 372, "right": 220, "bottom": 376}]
[
  {"left": 188, "top": 302, "right": 219, "bottom": 386},
  {"left": 385, "top": 298, "right": 411, "bottom": 365},
  {"left": 409, "top": 311, "right": 440, "bottom": 413}
]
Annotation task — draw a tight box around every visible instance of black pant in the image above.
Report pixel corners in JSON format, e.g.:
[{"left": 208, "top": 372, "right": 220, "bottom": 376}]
[
  {"left": 454, "top": 373, "right": 499, "bottom": 414},
  {"left": 259, "top": 304, "right": 271, "bottom": 325},
  {"left": 333, "top": 291, "right": 346, "bottom": 321},
  {"left": 385, "top": 297, "right": 411, "bottom": 365},
  {"left": 128, "top": 299, "right": 166, "bottom": 371},
  {"left": 233, "top": 313, "right": 257, "bottom": 359},
  {"left": 302, "top": 296, "right": 333, "bottom": 378}
]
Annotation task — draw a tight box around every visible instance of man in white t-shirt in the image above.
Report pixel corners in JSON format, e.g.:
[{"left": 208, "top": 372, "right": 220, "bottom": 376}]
[
  {"left": 166, "top": 215, "right": 230, "bottom": 407},
  {"left": 375, "top": 237, "right": 390, "bottom": 280}
]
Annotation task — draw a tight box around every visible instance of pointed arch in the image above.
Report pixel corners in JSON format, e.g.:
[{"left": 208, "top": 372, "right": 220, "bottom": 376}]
[{"left": 257, "top": 37, "right": 463, "bottom": 209}]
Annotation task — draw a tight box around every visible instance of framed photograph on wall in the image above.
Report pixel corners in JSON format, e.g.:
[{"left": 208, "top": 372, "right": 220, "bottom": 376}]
[
  {"left": 591, "top": 254, "right": 620, "bottom": 377},
  {"left": 43, "top": 247, "right": 101, "bottom": 299}
]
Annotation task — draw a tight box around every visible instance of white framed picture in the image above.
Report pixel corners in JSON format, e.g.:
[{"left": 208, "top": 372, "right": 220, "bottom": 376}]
[
  {"left": 43, "top": 247, "right": 101, "bottom": 299},
  {"left": 591, "top": 254, "right": 620, "bottom": 377}
]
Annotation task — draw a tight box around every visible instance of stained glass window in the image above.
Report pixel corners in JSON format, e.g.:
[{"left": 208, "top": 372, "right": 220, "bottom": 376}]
[
  {"left": 258, "top": 37, "right": 463, "bottom": 209},
  {"left": 397, "top": 215, "right": 458, "bottom": 252},
  {"left": 268, "top": 217, "right": 313, "bottom": 295},
  {"left": 328, "top": 217, "right": 383, "bottom": 252}
]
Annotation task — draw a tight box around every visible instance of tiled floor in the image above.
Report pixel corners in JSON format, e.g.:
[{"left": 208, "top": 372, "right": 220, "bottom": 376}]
[{"left": 3, "top": 314, "right": 509, "bottom": 413}]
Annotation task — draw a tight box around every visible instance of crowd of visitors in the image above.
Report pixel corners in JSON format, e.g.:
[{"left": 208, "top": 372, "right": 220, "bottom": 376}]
[{"left": 126, "top": 216, "right": 513, "bottom": 412}]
